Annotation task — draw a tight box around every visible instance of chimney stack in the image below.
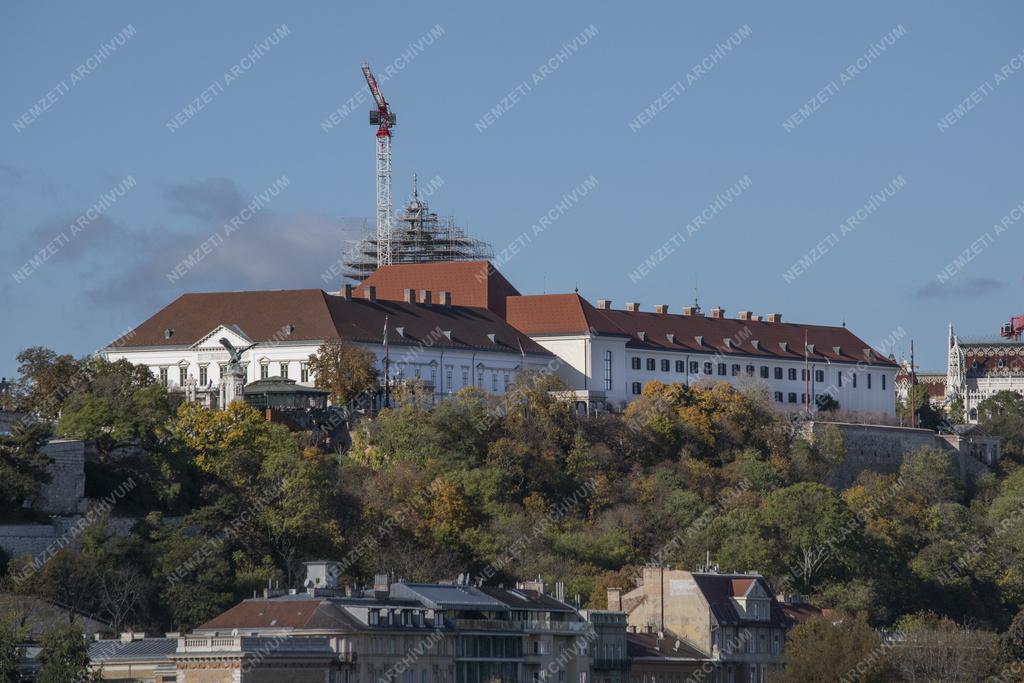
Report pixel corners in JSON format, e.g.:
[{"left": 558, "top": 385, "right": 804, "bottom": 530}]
[
  {"left": 439, "top": 291, "right": 452, "bottom": 307},
  {"left": 766, "top": 312, "right": 782, "bottom": 323},
  {"left": 654, "top": 304, "right": 669, "bottom": 314},
  {"left": 403, "top": 288, "right": 415, "bottom": 303},
  {"left": 597, "top": 300, "right": 612, "bottom": 310},
  {"left": 364, "top": 285, "right": 377, "bottom": 302},
  {"left": 626, "top": 302, "right": 640, "bottom": 312},
  {"left": 341, "top": 284, "right": 353, "bottom": 300},
  {"left": 420, "top": 289, "right": 432, "bottom": 305},
  {"left": 711, "top": 307, "right": 725, "bottom": 319},
  {"left": 607, "top": 587, "right": 622, "bottom": 611},
  {"left": 738, "top": 311, "right": 752, "bottom": 321}
]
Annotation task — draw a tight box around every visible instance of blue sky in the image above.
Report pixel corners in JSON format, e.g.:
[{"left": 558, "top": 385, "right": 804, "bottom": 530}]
[{"left": 2, "top": 1, "right": 1022, "bottom": 378}]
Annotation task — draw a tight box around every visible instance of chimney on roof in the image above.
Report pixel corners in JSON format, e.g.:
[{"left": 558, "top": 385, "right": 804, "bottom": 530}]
[
  {"left": 373, "top": 572, "right": 389, "bottom": 596},
  {"left": 607, "top": 587, "right": 622, "bottom": 611},
  {"left": 682, "top": 306, "right": 695, "bottom": 316},
  {"left": 365, "top": 285, "right": 377, "bottom": 302},
  {"left": 626, "top": 302, "right": 640, "bottom": 312},
  {"left": 751, "top": 315, "right": 762, "bottom": 322},
  {"left": 555, "top": 581, "right": 565, "bottom": 603},
  {"left": 520, "top": 578, "right": 546, "bottom": 594},
  {"left": 766, "top": 313, "right": 782, "bottom": 323},
  {"left": 420, "top": 289, "right": 432, "bottom": 305},
  {"left": 711, "top": 307, "right": 725, "bottom": 319},
  {"left": 597, "top": 300, "right": 612, "bottom": 310},
  {"left": 655, "top": 304, "right": 669, "bottom": 314},
  {"left": 341, "top": 284, "right": 353, "bottom": 300},
  {"left": 439, "top": 291, "right": 452, "bottom": 307},
  {"left": 738, "top": 311, "right": 753, "bottom": 321},
  {"left": 403, "top": 288, "right": 415, "bottom": 303}
]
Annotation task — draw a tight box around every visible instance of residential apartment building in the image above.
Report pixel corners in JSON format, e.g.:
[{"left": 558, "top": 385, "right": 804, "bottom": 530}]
[
  {"left": 90, "top": 563, "right": 618, "bottom": 683},
  {"left": 611, "top": 568, "right": 790, "bottom": 683}
]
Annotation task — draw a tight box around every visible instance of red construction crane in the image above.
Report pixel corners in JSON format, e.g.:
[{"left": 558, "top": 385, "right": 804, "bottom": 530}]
[
  {"left": 1000, "top": 315, "right": 1024, "bottom": 341},
  {"left": 361, "top": 63, "right": 397, "bottom": 267}
]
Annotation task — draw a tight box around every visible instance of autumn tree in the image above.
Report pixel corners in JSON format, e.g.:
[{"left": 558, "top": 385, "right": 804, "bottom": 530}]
[
  {"left": 0, "top": 619, "right": 20, "bottom": 682},
  {"left": 890, "top": 612, "right": 1003, "bottom": 682},
  {"left": 307, "top": 339, "right": 379, "bottom": 406},
  {"left": 783, "top": 613, "right": 896, "bottom": 683}
]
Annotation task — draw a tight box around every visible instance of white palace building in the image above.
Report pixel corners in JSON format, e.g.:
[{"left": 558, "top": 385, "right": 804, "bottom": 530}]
[{"left": 105, "top": 261, "right": 898, "bottom": 415}]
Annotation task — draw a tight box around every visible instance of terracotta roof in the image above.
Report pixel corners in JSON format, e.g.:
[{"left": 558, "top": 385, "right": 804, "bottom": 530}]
[
  {"left": 196, "top": 599, "right": 361, "bottom": 631},
  {"left": 506, "top": 296, "right": 897, "bottom": 367},
  {"left": 354, "top": 261, "right": 521, "bottom": 317},
  {"left": 109, "top": 289, "right": 549, "bottom": 356},
  {"left": 779, "top": 602, "right": 828, "bottom": 626}
]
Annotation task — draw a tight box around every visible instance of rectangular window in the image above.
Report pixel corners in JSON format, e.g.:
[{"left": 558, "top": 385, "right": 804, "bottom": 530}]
[
  {"left": 801, "top": 393, "right": 808, "bottom": 405},
  {"left": 774, "top": 367, "right": 783, "bottom": 380},
  {"left": 199, "top": 366, "right": 208, "bottom": 385},
  {"left": 760, "top": 366, "right": 769, "bottom": 379},
  {"left": 867, "top": 373, "right": 872, "bottom": 389},
  {"left": 461, "top": 367, "right": 469, "bottom": 387},
  {"left": 179, "top": 366, "right": 188, "bottom": 385},
  {"left": 745, "top": 365, "right": 754, "bottom": 376},
  {"left": 774, "top": 391, "right": 783, "bottom": 402},
  {"left": 159, "top": 367, "right": 168, "bottom": 386},
  {"left": 631, "top": 357, "right": 641, "bottom": 370},
  {"left": 852, "top": 373, "right": 857, "bottom": 388},
  {"left": 838, "top": 371, "right": 842, "bottom": 387},
  {"left": 504, "top": 372, "right": 510, "bottom": 391},
  {"left": 477, "top": 370, "right": 484, "bottom": 388},
  {"left": 646, "top": 358, "right": 656, "bottom": 371},
  {"left": 718, "top": 363, "right": 727, "bottom": 376},
  {"left": 260, "top": 364, "right": 269, "bottom": 380},
  {"left": 491, "top": 373, "right": 497, "bottom": 392},
  {"left": 301, "top": 363, "right": 309, "bottom": 382},
  {"left": 801, "top": 368, "right": 809, "bottom": 381},
  {"left": 731, "top": 364, "right": 741, "bottom": 376},
  {"left": 280, "top": 362, "right": 289, "bottom": 379},
  {"left": 815, "top": 369, "right": 824, "bottom": 383},
  {"left": 604, "top": 350, "right": 612, "bottom": 391},
  {"left": 882, "top": 374, "right": 886, "bottom": 391},
  {"left": 788, "top": 392, "right": 797, "bottom": 404},
  {"left": 788, "top": 368, "right": 797, "bottom": 381},
  {"left": 688, "top": 361, "right": 698, "bottom": 373},
  {"left": 704, "top": 362, "right": 713, "bottom": 374},
  {"left": 631, "top": 382, "right": 642, "bottom": 395},
  {"left": 677, "top": 360, "right": 686, "bottom": 373},
  {"left": 446, "top": 366, "right": 453, "bottom": 391},
  {"left": 661, "top": 359, "right": 670, "bottom": 372}
]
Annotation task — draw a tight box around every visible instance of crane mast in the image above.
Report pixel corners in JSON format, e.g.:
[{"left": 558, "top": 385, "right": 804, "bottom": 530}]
[{"left": 362, "top": 63, "right": 396, "bottom": 267}]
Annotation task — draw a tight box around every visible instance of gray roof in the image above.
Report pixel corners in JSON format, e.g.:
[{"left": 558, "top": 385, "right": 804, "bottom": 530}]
[
  {"left": 89, "top": 637, "right": 177, "bottom": 661},
  {"left": 389, "top": 583, "right": 508, "bottom": 611}
]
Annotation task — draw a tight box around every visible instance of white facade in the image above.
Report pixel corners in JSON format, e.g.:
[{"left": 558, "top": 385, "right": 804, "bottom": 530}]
[
  {"left": 946, "top": 324, "right": 1024, "bottom": 422},
  {"left": 105, "top": 323, "right": 551, "bottom": 407},
  {"left": 529, "top": 332, "right": 898, "bottom": 415}
]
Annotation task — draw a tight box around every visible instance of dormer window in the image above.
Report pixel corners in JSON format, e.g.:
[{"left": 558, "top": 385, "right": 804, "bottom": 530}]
[{"left": 369, "top": 609, "right": 380, "bottom": 625}]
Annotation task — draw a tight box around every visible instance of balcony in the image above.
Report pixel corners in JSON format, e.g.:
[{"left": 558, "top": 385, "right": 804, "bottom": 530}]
[
  {"left": 452, "top": 620, "right": 589, "bottom": 634},
  {"left": 591, "top": 657, "right": 629, "bottom": 671}
]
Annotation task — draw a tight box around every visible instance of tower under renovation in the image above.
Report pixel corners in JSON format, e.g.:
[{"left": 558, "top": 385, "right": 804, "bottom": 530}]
[
  {"left": 344, "top": 63, "right": 491, "bottom": 282},
  {"left": 343, "top": 177, "right": 493, "bottom": 281}
]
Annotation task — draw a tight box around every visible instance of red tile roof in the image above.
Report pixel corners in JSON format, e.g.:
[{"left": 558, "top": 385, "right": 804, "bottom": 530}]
[
  {"left": 507, "top": 295, "right": 897, "bottom": 367},
  {"left": 354, "top": 261, "right": 521, "bottom": 317},
  {"left": 199, "top": 600, "right": 333, "bottom": 630},
  {"left": 109, "top": 289, "right": 549, "bottom": 356}
]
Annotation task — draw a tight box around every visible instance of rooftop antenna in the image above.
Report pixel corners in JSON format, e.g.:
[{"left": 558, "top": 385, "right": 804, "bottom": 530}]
[{"left": 693, "top": 276, "right": 702, "bottom": 314}]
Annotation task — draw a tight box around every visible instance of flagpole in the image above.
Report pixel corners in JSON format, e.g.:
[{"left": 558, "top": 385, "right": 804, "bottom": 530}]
[
  {"left": 804, "top": 330, "right": 810, "bottom": 417},
  {"left": 383, "top": 314, "right": 390, "bottom": 409}
]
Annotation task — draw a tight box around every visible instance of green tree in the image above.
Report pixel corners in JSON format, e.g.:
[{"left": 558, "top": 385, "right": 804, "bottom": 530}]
[
  {"left": 762, "top": 482, "right": 860, "bottom": 591},
  {"left": 10, "top": 347, "right": 86, "bottom": 419},
  {"left": 783, "top": 613, "right": 896, "bottom": 682},
  {"left": 37, "top": 623, "right": 100, "bottom": 683},
  {"left": 307, "top": 339, "right": 379, "bottom": 406},
  {"left": 978, "top": 390, "right": 1024, "bottom": 462},
  {"left": 898, "top": 384, "right": 945, "bottom": 430},
  {"left": 0, "top": 619, "right": 20, "bottom": 683},
  {"left": 0, "top": 418, "right": 52, "bottom": 513}
]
